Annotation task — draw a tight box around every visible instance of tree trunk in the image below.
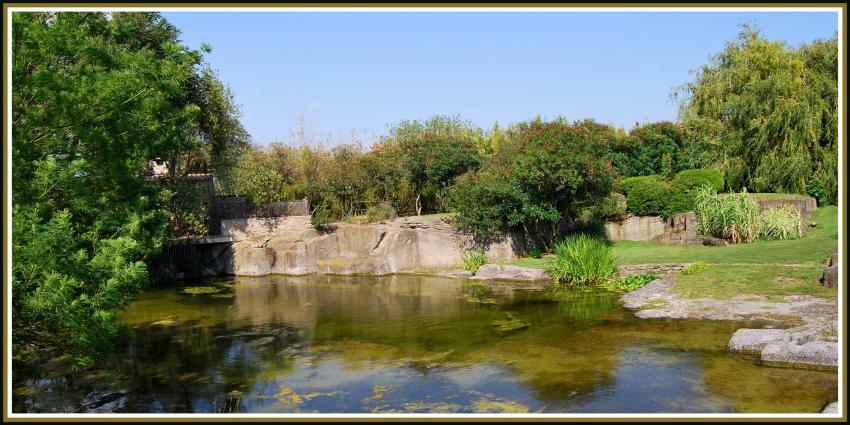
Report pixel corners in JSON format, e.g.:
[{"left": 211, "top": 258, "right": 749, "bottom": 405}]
[{"left": 415, "top": 193, "right": 421, "bottom": 216}]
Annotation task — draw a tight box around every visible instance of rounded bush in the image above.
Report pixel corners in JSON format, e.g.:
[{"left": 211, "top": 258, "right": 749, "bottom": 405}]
[
  {"left": 617, "top": 175, "right": 671, "bottom": 216},
  {"left": 667, "top": 168, "right": 725, "bottom": 215}
]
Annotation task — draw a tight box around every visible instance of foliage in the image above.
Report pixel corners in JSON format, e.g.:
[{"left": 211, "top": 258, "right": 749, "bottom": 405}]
[
  {"left": 693, "top": 187, "right": 761, "bottom": 244},
  {"left": 759, "top": 206, "right": 803, "bottom": 241},
  {"left": 549, "top": 234, "right": 617, "bottom": 286},
  {"left": 677, "top": 25, "right": 838, "bottom": 204},
  {"left": 680, "top": 261, "right": 708, "bottom": 276},
  {"left": 366, "top": 201, "right": 397, "bottom": 223},
  {"left": 666, "top": 168, "right": 725, "bottom": 215},
  {"left": 378, "top": 115, "right": 484, "bottom": 215},
  {"left": 528, "top": 247, "right": 543, "bottom": 259},
  {"left": 608, "top": 122, "right": 710, "bottom": 178},
  {"left": 11, "top": 12, "right": 240, "bottom": 362},
  {"left": 447, "top": 119, "right": 617, "bottom": 242},
  {"left": 310, "top": 202, "right": 332, "bottom": 230},
  {"left": 460, "top": 250, "right": 489, "bottom": 272},
  {"left": 617, "top": 175, "right": 671, "bottom": 217},
  {"left": 603, "top": 273, "right": 657, "bottom": 292}
]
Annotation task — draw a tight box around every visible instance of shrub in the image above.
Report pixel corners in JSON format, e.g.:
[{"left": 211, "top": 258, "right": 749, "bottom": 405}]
[
  {"left": 549, "top": 234, "right": 616, "bottom": 286},
  {"left": 759, "top": 206, "right": 803, "bottom": 240},
  {"left": 460, "top": 250, "right": 488, "bottom": 272},
  {"left": 603, "top": 273, "right": 657, "bottom": 292},
  {"left": 693, "top": 187, "right": 761, "bottom": 244},
  {"left": 528, "top": 247, "right": 543, "bottom": 259},
  {"left": 617, "top": 175, "right": 671, "bottom": 216},
  {"left": 680, "top": 261, "right": 708, "bottom": 276},
  {"left": 310, "top": 203, "right": 332, "bottom": 230},
  {"left": 666, "top": 168, "right": 725, "bottom": 215},
  {"left": 366, "top": 201, "right": 397, "bottom": 223}
]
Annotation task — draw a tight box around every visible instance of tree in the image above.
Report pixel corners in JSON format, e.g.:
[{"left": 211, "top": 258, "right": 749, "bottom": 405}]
[
  {"left": 677, "top": 25, "right": 838, "bottom": 204},
  {"left": 379, "top": 116, "right": 484, "bottom": 215},
  {"left": 447, "top": 119, "right": 618, "bottom": 244},
  {"left": 11, "top": 12, "right": 233, "bottom": 363}
]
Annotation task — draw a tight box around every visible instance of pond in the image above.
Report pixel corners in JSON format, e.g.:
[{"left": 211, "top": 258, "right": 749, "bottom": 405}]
[{"left": 13, "top": 275, "right": 837, "bottom": 414}]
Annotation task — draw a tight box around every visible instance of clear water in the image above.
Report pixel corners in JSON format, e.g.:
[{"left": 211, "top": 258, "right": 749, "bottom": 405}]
[{"left": 13, "top": 275, "right": 837, "bottom": 413}]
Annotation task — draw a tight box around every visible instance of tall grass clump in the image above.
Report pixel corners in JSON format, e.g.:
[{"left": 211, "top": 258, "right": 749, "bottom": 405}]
[
  {"left": 694, "top": 186, "right": 761, "bottom": 244},
  {"left": 759, "top": 206, "right": 803, "bottom": 240},
  {"left": 460, "top": 250, "right": 488, "bottom": 272},
  {"left": 549, "top": 234, "right": 616, "bottom": 286}
]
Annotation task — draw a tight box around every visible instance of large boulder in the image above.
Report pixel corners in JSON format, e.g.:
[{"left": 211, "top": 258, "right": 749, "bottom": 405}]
[
  {"left": 224, "top": 215, "right": 525, "bottom": 276},
  {"left": 820, "top": 248, "right": 839, "bottom": 289}
]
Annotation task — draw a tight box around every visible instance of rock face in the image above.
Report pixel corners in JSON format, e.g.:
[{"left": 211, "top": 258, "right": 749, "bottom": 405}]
[
  {"left": 220, "top": 215, "right": 525, "bottom": 276},
  {"left": 754, "top": 196, "right": 817, "bottom": 220},
  {"left": 821, "top": 248, "right": 839, "bottom": 289},
  {"left": 470, "top": 264, "right": 549, "bottom": 281},
  {"left": 604, "top": 212, "right": 700, "bottom": 245}
]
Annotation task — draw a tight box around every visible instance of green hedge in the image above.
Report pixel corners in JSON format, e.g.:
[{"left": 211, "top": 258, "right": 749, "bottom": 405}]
[
  {"left": 667, "top": 168, "right": 724, "bottom": 215},
  {"left": 617, "top": 175, "right": 671, "bottom": 216},
  {"left": 618, "top": 168, "right": 724, "bottom": 217}
]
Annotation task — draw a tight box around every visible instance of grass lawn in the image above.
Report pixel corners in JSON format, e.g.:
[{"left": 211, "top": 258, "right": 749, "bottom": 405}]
[{"left": 506, "top": 205, "right": 839, "bottom": 299}]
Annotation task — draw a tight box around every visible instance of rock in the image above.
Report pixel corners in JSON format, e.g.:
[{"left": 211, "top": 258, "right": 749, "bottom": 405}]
[
  {"left": 620, "top": 279, "right": 674, "bottom": 309},
  {"left": 760, "top": 339, "right": 838, "bottom": 369},
  {"left": 437, "top": 269, "right": 474, "bottom": 279},
  {"left": 471, "top": 264, "right": 549, "bottom": 281},
  {"left": 820, "top": 248, "right": 839, "bottom": 289},
  {"left": 821, "top": 265, "right": 838, "bottom": 289},
  {"left": 821, "top": 402, "right": 839, "bottom": 413},
  {"left": 728, "top": 329, "right": 790, "bottom": 354},
  {"left": 224, "top": 215, "right": 525, "bottom": 276},
  {"left": 702, "top": 236, "right": 728, "bottom": 246}
]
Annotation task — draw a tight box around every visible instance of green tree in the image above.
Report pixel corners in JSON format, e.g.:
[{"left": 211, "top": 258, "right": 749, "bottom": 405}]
[
  {"left": 677, "top": 25, "right": 838, "bottom": 203},
  {"left": 448, "top": 119, "right": 617, "bottom": 244},
  {"left": 379, "top": 115, "right": 484, "bottom": 215},
  {"left": 11, "top": 12, "right": 227, "bottom": 363}
]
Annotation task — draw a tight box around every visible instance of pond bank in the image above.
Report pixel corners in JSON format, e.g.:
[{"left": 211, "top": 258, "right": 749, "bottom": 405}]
[{"left": 621, "top": 279, "right": 838, "bottom": 370}]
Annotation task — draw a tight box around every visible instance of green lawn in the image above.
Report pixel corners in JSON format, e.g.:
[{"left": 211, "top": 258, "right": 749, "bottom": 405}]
[
  {"left": 506, "top": 206, "right": 839, "bottom": 299},
  {"left": 509, "top": 206, "right": 837, "bottom": 268}
]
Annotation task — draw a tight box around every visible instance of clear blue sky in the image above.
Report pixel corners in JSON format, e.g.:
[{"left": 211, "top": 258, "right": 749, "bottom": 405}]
[{"left": 162, "top": 11, "right": 839, "bottom": 146}]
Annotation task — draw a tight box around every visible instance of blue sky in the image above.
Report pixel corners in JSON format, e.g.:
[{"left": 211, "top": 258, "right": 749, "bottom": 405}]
[{"left": 162, "top": 11, "right": 839, "bottom": 146}]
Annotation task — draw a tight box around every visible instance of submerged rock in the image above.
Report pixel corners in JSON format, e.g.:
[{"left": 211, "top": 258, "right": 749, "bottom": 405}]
[
  {"left": 472, "top": 264, "right": 549, "bottom": 281},
  {"left": 437, "top": 269, "right": 474, "bottom": 279}
]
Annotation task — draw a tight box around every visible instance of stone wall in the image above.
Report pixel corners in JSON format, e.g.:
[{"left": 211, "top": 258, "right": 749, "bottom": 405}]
[
  {"left": 604, "top": 212, "right": 700, "bottom": 245},
  {"left": 754, "top": 196, "right": 817, "bottom": 220},
  {"left": 618, "top": 263, "right": 691, "bottom": 276},
  {"left": 220, "top": 215, "right": 525, "bottom": 276}
]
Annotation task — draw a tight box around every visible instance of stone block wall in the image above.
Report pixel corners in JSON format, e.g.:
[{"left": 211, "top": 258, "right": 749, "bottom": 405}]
[{"left": 604, "top": 212, "right": 700, "bottom": 245}]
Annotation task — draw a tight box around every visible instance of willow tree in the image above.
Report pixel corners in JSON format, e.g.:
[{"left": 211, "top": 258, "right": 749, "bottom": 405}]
[{"left": 677, "top": 26, "right": 838, "bottom": 204}]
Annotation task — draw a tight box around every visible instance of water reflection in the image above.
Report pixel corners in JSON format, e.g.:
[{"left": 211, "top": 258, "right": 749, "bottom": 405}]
[{"left": 14, "top": 274, "right": 837, "bottom": 413}]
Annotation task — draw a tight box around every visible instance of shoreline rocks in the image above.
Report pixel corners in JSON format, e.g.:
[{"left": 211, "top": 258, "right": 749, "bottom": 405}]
[{"left": 622, "top": 279, "right": 839, "bottom": 370}]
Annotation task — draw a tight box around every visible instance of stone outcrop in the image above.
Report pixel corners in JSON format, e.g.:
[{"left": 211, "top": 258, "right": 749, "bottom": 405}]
[
  {"left": 220, "top": 215, "right": 525, "bottom": 276},
  {"left": 728, "top": 328, "right": 838, "bottom": 370},
  {"left": 821, "top": 248, "right": 839, "bottom": 289},
  {"left": 604, "top": 212, "right": 700, "bottom": 245},
  {"left": 753, "top": 196, "right": 817, "bottom": 220},
  {"left": 470, "top": 264, "right": 549, "bottom": 281}
]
